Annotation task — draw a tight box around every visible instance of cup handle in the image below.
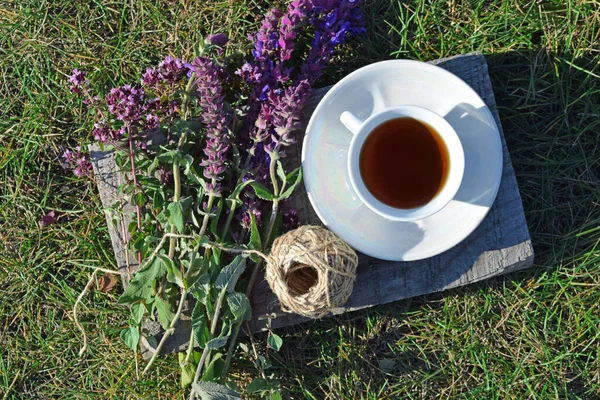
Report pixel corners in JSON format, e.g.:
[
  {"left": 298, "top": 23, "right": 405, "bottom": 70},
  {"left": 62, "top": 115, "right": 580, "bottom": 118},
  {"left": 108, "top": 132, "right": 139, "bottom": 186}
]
[{"left": 340, "top": 111, "right": 363, "bottom": 135}]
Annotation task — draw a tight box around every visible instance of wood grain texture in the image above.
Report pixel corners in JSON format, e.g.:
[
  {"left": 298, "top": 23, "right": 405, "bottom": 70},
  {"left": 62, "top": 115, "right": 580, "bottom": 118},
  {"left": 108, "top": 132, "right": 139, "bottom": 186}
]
[{"left": 91, "top": 51, "right": 534, "bottom": 356}]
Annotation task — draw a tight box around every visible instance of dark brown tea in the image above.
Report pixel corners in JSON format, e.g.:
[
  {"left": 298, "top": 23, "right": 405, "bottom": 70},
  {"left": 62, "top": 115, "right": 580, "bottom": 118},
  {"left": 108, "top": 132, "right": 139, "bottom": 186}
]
[{"left": 359, "top": 117, "right": 449, "bottom": 209}]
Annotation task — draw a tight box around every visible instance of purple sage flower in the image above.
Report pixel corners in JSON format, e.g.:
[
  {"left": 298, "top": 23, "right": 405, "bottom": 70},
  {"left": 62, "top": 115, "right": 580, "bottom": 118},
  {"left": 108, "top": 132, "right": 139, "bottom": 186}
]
[{"left": 188, "top": 56, "right": 232, "bottom": 195}]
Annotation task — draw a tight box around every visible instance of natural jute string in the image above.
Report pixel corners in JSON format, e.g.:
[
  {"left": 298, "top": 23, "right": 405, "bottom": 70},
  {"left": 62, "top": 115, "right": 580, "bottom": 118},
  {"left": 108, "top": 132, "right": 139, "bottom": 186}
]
[{"left": 265, "top": 225, "right": 358, "bottom": 319}]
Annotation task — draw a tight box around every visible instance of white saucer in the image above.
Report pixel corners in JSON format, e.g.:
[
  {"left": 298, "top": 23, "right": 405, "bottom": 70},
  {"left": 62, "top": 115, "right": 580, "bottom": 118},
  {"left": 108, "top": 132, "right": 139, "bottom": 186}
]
[{"left": 302, "top": 60, "right": 503, "bottom": 261}]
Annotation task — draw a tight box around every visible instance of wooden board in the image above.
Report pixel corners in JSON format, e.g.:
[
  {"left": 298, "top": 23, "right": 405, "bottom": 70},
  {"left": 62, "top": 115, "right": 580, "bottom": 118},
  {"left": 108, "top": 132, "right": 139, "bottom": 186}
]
[{"left": 90, "top": 51, "right": 534, "bottom": 357}]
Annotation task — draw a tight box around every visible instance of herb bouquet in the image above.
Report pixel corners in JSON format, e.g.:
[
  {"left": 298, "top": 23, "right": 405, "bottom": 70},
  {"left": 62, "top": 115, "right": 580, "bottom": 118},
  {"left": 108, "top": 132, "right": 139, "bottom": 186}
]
[{"left": 66, "top": 1, "right": 364, "bottom": 397}]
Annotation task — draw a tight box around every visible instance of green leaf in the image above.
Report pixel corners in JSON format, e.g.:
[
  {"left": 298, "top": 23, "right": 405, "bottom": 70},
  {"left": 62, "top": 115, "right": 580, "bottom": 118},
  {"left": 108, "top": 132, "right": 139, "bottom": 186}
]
[
  {"left": 185, "top": 164, "right": 207, "bottom": 187},
  {"left": 167, "top": 201, "right": 185, "bottom": 233},
  {"left": 248, "top": 214, "right": 262, "bottom": 262},
  {"left": 180, "top": 154, "right": 194, "bottom": 175},
  {"left": 203, "top": 352, "right": 223, "bottom": 382},
  {"left": 118, "top": 257, "right": 165, "bottom": 304},
  {"left": 276, "top": 160, "right": 286, "bottom": 187},
  {"left": 278, "top": 167, "right": 303, "bottom": 200},
  {"left": 190, "top": 273, "right": 210, "bottom": 305},
  {"left": 185, "top": 252, "right": 207, "bottom": 289},
  {"left": 226, "top": 179, "right": 254, "bottom": 206},
  {"left": 156, "top": 210, "right": 168, "bottom": 227},
  {"left": 134, "top": 192, "right": 146, "bottom": 207},
  {"left": 153, "top": 189, "right": 165, "bottom": 210},
  {"left": 180, "top": 195, "right": 194, "bottom": 209},
  {"left": 267, "top": 333, "right": 283, "bottom": 352},
  {"left": 179, "top": 353, "right": 195, "bottom": 389},
  {"left": 132, "top": 236, "right": 145, "bottom": 251},
  {"left": 147, "top": 156, "right": 160, "bottom": 176},
  {"left": 249, "top": 182, "right": 274, "bottom": 201},
  {"left": 191, "top": 302, "right": 209, "bottom": 348},
  {"left": 227, "top": 292, "right": 251, "bottom": 323},
  {"left": 248, "top": 213, "right": 262, "bottom": 250},
  {"left": 157, "top": 149, "right": 181, "bottom": 164},
  {"left": 154, "top": 296, "right": 175, "bottom": 330},
  {"left": 210, "top": 198, "right": 224, "bottom": 239},
  {"left": 120, "top": 326, "right": 140, "bottom": 351},
  {"left": 130, "top": 303, "right": 146, "bottom": 325},
  {"left": 206, "top": 336, "right": 229, "bottom": 350},
  {"left": 246, "top": 378, "right": 269, "bottom": 395},
  {"left": 215, "top": 256, "right": 246, "bottom": 293},
  {"left": 269, "top": 392, "right": 283, "bottom": 400},
  {"left": 160, "top": 255, "right": 185, "bottom": 288}
]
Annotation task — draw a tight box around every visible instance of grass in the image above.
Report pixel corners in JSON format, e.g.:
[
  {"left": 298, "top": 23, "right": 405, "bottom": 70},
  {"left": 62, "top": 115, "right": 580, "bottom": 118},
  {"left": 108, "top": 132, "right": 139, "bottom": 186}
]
[{"left": 1, "top": 0, "right": 600, "bottom": 398}]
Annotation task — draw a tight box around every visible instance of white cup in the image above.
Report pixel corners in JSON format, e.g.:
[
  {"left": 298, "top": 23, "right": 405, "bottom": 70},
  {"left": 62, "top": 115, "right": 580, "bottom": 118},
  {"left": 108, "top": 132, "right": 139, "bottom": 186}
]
[{"left": 340, "top": 105, "right": 465, "bottom": 221}]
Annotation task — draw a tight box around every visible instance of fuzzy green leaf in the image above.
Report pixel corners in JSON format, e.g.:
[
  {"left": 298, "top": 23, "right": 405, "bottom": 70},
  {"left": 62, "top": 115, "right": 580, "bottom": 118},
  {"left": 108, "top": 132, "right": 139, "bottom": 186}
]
[
  {"left": 227, "top": 292, "right": 251, "bottom": 323},
  {"left": 130, "top": 303, "right": 146, "bottom": 325},
  {"left": 246, "top": 378, "right": 269, "bottom": 394},
  {"left": 249, "top": 181, "right": 274, "bottom": 201},
  {"left": 120, "top": 326, "right": 140, "bottom": 351},
  {"left": 167, "top": 201, "right": 185, "bottom": 233},
  {"left": 190, "top": 273, "right": 210, "bottom": 305},
  {"left": 118, "top": 257, "right": 165, "bottom": 304},
  {"left": 276, "top": 160, "right": 287, "bottom": 185},
  {"left": 180, "top": 195, "right": 194, "bottom": 209},
  {"left": 192, "top": 302, "right": 209, "bottom": 348},
  {"left": 185, "top": 253, "right": 207, "bottom": 289},
  {"left": 278, "top": 167, "right": 302, "bottom": 200},
  {"left": 179, "top": 353, "right": 195, "bottom": 389},
  {"left": 267, "top": 333, "right": 283, "bottom": 352},
  {"left": 157, "top": 149, "right": 181, "bottom": 164},
  {"left": 192, "top": 382, "right": 241, "bottom": 400},
  {"left": 154, "top": 296, "right": 174, "bottom": 330},
  {"left": 215, "top": 256, "right": 245, "bottom": 293},
  {"left": 248, "top": 213, "right": 262, "bottom": 262},
  {"left": 206, "top": 336, "right": 229, "bottom": 350},
  {"left": 202, "top": 352, "right": 223, "bottom": 382},
  {"left": 160, "top": 255, "right": 185, "bottom": 288}
]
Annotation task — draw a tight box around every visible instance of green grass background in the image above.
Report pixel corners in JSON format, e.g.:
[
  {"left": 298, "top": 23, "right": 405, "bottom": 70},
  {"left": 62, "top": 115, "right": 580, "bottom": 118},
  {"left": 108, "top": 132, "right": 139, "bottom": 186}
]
[{"left": 1, "top": 0, "right": 600, "bottom": 398}]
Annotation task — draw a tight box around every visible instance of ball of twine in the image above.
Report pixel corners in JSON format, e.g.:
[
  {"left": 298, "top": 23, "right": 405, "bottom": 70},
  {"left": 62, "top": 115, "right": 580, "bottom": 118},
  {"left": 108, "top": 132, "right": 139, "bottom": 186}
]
[{"left": 265, "top": 225, "right": 358, "bottom": 319}]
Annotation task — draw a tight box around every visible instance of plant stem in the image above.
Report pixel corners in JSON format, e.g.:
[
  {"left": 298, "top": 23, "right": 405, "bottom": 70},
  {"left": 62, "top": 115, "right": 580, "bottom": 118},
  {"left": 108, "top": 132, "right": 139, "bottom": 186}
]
[
  {"left": 127, "top": 124, "right": 143, "bottom": 265},
  {"left": 168, "top": 130, "right": 188, "bottom": 260},
  {"left": 269, "top": 153, "right": 279, "bottom": 197},
  {"left": 168, "top": 159, "right": 182, "bottom": 259},
  {"left": 142, "top": 287, "right": 188, "bottom": 375},
  {"left": 147, "top": 206, "right": 213, "bottom": 370},
  {"left": 220, "top": 200, "right": 237, "bottom": 240},
  {"left": 200, "top": 187, "right": 216, "bottom": 235},
  {"left": 220, "top": 154, "right": 281, "bottom": 379},
  {"left": 184, "top": 332, "right": 195, "bottom": 365},
  {"left": 189, "top": 288, "right": 228, "bottom": 399},
  {"left": 167, "top": 73, "right": 195, "bottom": 260}
]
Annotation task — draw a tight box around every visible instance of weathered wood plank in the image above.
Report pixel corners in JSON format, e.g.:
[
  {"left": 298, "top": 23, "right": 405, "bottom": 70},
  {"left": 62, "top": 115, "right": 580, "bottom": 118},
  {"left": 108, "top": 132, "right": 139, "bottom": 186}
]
[{"left": 90, "top": 51, "right": 534, "bottom": 356}]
